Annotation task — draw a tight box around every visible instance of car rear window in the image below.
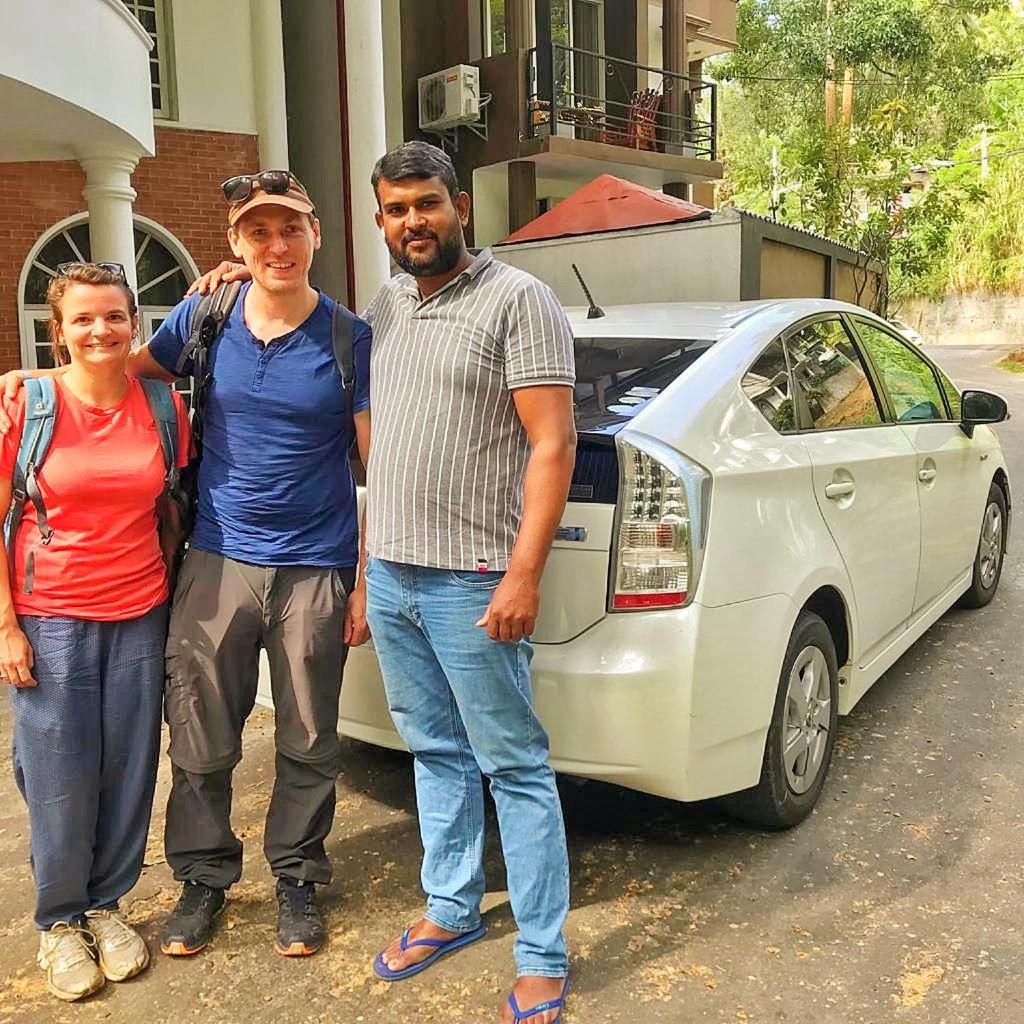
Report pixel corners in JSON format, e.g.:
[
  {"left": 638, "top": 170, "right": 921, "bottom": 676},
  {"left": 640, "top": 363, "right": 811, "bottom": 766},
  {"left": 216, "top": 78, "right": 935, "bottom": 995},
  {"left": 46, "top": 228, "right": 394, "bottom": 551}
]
[{"left": 573, "top": 336, "right": 712, "bottom": 434}]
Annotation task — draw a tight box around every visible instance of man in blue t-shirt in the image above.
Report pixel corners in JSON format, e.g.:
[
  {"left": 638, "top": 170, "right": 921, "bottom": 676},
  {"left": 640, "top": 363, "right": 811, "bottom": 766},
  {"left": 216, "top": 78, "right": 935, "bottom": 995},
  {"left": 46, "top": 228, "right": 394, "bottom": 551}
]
[{"left": 139, "top": 173, "right": 370, "bottom": 958}]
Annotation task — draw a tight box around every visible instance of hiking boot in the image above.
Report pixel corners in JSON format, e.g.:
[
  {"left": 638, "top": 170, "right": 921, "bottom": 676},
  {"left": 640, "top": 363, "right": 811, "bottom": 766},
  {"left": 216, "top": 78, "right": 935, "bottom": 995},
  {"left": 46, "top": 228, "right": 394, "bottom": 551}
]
[
  {"left": 37, "top": 922, "right": 105, "bottom": 1002},
  {"left": 86, "top": 909, "right": 150, "bottom": 981},
  {"left": 275, "top": 878, "right": 325, "bottom": 956},
  {"left": 160, "top": 882, "right": 225, "bottom": 956}
]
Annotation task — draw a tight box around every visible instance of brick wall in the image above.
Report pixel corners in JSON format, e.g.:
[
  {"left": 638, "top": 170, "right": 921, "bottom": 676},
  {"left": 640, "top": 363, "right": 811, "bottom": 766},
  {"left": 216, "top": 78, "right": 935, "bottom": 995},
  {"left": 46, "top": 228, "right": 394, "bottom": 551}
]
[{"left": 0, "top": 127, "right": 259, "bottom": 371}]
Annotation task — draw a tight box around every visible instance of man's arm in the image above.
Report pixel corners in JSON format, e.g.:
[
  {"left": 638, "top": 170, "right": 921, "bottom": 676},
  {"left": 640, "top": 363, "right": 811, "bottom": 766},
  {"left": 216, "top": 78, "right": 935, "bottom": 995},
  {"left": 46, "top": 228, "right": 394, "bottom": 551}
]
[
  {"left": 343, "top": 410, "right": 371, "bottom": 647},
  {"left": 187, "top": 261, "right": 249, "bottom": 297},
  {"left": 0, "top": 344, "right": 174, "bottom": 434},
  {"left": 476, "top": 385, "right": 576, "bottom": 643}
]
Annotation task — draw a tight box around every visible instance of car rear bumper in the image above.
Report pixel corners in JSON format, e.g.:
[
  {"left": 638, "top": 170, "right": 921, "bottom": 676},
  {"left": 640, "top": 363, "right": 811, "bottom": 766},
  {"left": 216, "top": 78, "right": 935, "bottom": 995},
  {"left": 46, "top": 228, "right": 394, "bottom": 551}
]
[{"left": 338, "top": 592, "right": 796, "bottom": 802}]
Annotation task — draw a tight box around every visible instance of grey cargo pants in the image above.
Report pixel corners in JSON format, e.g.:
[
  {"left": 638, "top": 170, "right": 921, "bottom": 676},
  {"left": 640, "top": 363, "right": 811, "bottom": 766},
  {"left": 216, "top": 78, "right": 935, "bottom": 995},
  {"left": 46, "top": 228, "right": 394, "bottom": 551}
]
[{"left": 163, "top": 549, "right": 354, "bottom": 889}]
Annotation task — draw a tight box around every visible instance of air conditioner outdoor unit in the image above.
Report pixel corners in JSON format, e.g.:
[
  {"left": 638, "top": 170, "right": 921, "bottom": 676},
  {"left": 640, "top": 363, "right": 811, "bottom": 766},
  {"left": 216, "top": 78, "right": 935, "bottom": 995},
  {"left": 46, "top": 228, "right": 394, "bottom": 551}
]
[{"left": 418, "top": 64, "right": 480, "bottom": 132}]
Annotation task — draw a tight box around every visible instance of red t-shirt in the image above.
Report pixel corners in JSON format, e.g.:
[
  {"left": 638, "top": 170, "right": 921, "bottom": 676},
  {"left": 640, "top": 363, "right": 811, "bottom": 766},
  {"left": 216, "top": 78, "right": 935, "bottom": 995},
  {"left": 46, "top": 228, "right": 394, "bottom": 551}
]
[{"left": 0, "top": 377, "right": 191, "bottom": 621}]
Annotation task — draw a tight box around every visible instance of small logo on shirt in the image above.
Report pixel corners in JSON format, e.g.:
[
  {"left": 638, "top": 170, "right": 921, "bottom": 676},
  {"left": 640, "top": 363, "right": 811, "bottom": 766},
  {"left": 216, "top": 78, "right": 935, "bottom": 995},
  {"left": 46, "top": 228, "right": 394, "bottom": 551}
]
[{"left": 476, "top": 559, "right": 490, "bottom": 573}]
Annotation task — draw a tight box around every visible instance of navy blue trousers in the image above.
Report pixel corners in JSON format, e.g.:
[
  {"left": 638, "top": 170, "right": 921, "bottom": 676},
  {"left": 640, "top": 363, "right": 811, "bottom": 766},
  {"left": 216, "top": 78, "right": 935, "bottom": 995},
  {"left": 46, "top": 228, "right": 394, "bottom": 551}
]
[{"left": 9, "top": 603, "right": 168, "bottom": 929}]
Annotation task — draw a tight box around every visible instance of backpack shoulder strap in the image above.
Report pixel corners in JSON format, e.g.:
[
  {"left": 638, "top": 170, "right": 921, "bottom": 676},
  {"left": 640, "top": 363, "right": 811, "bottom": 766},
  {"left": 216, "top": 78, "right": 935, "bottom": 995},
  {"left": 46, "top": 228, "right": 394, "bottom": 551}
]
[
  {"left": 175, "top": 280, "right": 242, "bottom": 376},
  {"left": 140, "top": 377, "right": 178, "bottom": 476},
  {"left": 17, "top": 377, "right": 58, "bottom": 483},
  {"left": 331, "top": 299, "right": 356, "bottom": 394},
  {"left": 5, "top": 377, "right": 59, "bottom": 592}
]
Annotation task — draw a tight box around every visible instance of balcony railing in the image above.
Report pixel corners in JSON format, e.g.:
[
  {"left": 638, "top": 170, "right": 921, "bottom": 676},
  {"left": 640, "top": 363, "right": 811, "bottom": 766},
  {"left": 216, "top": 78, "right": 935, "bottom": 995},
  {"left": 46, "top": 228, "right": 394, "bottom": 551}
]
[{"left": 527, "top": 43, "right": 717, "bottom": 161}]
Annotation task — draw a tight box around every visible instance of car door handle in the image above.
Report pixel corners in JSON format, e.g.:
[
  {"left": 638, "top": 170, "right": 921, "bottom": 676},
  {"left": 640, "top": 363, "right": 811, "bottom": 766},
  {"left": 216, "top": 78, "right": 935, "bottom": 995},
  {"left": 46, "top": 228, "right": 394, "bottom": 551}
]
[
  {"left": 824, "top": 481, "right": 855, "bottom": 500},
  {"left": 918, "top": 468, "right": 937, "bottom": 483}
]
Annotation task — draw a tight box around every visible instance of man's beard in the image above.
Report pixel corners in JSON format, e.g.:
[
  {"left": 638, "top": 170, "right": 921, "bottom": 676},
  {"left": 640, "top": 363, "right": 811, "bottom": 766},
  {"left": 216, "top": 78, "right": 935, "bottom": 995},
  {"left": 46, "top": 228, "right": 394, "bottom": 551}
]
[{"left": 389, "top": 229, "right": 463, "bottom": 277}]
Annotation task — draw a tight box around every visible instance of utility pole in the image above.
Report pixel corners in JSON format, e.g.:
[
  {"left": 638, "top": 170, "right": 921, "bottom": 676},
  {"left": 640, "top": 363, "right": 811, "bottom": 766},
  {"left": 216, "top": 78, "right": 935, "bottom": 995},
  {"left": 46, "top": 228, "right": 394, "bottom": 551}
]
[{"left": 770, "top": 145, "right": 781, "bottom": 221}]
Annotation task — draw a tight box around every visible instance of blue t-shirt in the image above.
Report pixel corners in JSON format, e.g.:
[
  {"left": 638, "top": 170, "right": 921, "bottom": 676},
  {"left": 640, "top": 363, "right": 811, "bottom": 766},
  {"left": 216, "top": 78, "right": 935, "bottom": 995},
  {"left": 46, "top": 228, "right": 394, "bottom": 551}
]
[{"left": 149, "top": 285, "right": 371, "bottom": 568}]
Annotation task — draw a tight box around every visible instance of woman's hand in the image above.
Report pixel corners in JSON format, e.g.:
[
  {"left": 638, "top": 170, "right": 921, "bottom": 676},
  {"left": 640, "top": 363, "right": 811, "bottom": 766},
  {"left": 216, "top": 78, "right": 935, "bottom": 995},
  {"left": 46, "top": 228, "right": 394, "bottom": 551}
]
[{"left": 0, "top": 621, "right": 36, "bottom": 687}]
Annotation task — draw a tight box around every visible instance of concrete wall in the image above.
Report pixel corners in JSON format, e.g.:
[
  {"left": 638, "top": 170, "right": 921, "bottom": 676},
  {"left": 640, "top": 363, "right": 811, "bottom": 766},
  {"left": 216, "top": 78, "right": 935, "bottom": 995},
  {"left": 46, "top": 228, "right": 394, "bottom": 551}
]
[
  {"left": 900, "top": 292, "right": 1024, "bottom": 348},
  {"left": 167, "top": 0, "right": 259, "bottom": 134},
  {"left": 1, "top": 0, "right": 155, "bottom": 160},
  {"left": 494, "top": 216, "right": 744, "bottom": 305}
]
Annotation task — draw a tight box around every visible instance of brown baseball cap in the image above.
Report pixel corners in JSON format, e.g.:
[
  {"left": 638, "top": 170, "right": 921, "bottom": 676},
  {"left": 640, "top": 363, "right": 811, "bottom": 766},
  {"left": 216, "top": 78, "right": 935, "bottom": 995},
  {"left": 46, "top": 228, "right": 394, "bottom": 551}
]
[{"left": 222, "top": 170, "right": 316, "bottom": 226}]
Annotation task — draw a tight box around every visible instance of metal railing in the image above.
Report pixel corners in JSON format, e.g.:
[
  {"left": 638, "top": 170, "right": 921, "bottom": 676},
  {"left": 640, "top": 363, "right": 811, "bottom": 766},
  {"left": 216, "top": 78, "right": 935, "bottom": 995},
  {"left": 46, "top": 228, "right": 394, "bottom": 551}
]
[{"left": 527, "top": 43, "right": 717, "bottom": 161}]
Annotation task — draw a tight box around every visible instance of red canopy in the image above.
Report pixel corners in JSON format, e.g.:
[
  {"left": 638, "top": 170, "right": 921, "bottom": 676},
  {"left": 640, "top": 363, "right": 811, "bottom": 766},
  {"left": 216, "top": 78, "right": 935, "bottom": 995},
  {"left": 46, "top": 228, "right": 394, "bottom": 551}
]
[{"left": 497, "top": 173, "right": 711, "bottom": 245}]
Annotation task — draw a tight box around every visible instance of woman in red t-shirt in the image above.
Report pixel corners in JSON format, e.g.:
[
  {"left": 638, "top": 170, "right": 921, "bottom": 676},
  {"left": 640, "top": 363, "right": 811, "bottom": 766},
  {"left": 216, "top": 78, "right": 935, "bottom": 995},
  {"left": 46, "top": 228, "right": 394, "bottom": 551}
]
[{"left": 0, "top": 264, "right": 189, "bottom": 1003}]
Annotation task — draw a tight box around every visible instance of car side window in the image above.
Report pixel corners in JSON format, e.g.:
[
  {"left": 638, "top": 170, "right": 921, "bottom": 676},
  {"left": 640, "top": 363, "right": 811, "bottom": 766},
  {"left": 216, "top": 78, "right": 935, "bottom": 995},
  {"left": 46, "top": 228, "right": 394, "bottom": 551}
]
[
  {"left": 741, "top": 338, "right": 796, "bottom": 432},
  {"left": 936, "top": 367, "right": 962, "bottom": 420},
  {"left": 852, "top": 318, "right": 949, "bottom": 422},
  {"left": 784, "top": 319, "right": 883, "bottom": 430}
]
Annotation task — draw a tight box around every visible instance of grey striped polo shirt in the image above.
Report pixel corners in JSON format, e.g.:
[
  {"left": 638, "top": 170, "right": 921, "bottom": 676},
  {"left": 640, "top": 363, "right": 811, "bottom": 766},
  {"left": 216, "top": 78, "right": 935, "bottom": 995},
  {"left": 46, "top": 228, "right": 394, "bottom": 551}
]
[{"left": 362, "top": 248, "right": 575, "bottom": 571}]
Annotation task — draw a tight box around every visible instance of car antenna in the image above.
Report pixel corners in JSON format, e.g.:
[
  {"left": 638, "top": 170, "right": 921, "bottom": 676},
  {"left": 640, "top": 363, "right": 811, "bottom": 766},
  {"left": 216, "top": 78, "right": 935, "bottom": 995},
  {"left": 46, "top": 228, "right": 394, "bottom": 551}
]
[{"left": 571, "top": 263, "right": 605, "bottom": 320}]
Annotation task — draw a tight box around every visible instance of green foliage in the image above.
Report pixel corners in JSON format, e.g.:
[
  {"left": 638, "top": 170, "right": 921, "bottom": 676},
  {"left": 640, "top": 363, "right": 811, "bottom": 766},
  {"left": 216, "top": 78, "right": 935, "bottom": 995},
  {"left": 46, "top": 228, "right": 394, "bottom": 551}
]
[{"left": 714, "top": 0, "right": 1024, "bottom": 298}]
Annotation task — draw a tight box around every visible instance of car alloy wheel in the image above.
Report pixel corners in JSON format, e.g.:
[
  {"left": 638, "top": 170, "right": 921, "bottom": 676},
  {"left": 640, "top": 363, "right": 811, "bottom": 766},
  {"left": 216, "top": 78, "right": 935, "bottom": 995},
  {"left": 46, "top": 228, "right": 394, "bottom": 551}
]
[
  {"left": 958, "top": 481, "right": 1007, "bottom": 610},
  {"left": 782, "top": 646, "right": 832, "bottom": 795},
  {"left": 979, "top": 499, "right": 1002, "bottom": 591}
]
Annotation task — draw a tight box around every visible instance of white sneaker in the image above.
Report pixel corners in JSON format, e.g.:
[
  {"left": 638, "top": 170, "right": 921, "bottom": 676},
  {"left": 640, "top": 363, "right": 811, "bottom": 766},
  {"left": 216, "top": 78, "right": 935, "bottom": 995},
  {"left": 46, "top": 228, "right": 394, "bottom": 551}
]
[
  {"left": 85, "top": 910, "right": 150, "bottom": 982},
  {"left": 37, "top": 922, "right": 105, "bottom": 1002}
]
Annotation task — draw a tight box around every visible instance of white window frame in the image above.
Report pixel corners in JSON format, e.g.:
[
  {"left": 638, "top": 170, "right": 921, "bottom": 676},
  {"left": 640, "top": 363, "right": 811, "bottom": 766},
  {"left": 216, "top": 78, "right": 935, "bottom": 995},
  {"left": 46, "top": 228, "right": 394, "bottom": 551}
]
[
  {"left": 20, "top": 310, "right": 54, "bottom": 372},
  {"left": 482, "top": 0, "right": 509, "bottom": 57},
  {"left": 121, "top": 0, "right": 176, "bottom": 119}
]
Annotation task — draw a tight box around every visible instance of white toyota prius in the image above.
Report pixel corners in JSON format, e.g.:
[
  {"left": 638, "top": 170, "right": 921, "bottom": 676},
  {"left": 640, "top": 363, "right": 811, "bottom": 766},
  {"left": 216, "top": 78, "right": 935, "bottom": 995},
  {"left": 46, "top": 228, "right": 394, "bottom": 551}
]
[{"left": 340, "top": 299, "right": 1010, "bottom": 829}]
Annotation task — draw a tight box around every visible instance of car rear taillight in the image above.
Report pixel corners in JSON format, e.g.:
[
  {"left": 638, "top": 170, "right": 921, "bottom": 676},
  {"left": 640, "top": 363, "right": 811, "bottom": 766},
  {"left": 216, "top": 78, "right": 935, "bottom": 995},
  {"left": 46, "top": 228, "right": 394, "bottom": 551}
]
[{"left": 610, "top": 436, "right": 710, "bottom": 611}]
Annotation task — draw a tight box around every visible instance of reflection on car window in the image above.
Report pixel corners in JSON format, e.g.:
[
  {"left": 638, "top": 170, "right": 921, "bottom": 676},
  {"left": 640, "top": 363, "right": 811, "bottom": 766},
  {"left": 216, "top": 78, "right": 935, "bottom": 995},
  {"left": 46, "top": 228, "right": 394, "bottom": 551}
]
[
  {"left": 936, "top": 368, "right": 962, "bottom": 420},
  {"left": 853, "top": 318, "right": 948, "bottom": 422},
  {"left": 742, "top": 339, "right": 795, "bottom": 432},
  {"left": 785, "top": 319, "right": 882, "bottom": 430},
  {"left": 573, "top": 336, "right": 710, "bottom": 433}
]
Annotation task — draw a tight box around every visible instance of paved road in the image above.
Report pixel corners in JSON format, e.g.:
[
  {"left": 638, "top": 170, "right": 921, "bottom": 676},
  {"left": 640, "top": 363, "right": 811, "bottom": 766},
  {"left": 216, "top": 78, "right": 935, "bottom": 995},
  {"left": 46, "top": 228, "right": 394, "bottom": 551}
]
[{"left": 0, "top": 345, "right": 1021, "bottom": 1023}]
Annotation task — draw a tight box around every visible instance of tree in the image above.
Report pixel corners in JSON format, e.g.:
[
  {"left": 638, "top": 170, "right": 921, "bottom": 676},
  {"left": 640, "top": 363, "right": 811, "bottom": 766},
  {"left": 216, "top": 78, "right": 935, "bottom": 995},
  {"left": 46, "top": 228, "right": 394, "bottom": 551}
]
[{"left": 712, "top": 0, "right": 1012, "bottom": 297}]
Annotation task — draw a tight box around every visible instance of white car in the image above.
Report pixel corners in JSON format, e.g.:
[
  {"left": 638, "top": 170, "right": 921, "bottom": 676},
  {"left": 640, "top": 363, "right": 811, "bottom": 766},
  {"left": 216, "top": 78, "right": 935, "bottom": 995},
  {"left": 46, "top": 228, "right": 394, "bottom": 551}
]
[
  {"left": 340, "top": 299, "right": 1010, "bottom": 829},
  {"left": 889, "top": 317, "right": 927, "bottom": 347}
]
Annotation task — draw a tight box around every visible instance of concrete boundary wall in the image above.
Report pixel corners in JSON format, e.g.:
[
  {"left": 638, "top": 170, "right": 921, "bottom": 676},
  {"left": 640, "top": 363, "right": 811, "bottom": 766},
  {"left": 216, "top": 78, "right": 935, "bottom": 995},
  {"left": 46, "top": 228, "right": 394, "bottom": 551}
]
[{"left": 901, "top": 293, "right": 1024, "bottom": 348}]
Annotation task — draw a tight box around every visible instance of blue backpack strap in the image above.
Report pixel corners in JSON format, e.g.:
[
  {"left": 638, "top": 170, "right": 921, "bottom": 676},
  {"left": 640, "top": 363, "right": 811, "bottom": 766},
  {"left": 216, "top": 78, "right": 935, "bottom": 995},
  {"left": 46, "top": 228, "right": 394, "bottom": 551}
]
[
  {"left": 139, "top": 378, "right": 179, "bottom": 480},
  {"left": 5, "top": 377, "right": 58, "bottom": 593}
]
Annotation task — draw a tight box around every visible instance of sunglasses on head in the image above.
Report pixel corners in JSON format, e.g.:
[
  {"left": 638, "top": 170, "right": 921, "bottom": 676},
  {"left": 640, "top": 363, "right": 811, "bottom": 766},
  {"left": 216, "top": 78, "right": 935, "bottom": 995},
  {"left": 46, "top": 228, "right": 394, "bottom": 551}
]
[
  {"left": 55, "top": 261, "right": 128, "bottom": 282},
  {"left": 220, "top": 170, "right": 305, "bottom": 205}
]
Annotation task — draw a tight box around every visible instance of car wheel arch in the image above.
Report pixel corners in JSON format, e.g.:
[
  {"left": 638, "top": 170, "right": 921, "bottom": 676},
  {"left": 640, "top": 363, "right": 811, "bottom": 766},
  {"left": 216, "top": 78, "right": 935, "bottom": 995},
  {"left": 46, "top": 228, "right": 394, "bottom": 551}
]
[
  {"left": 801, "top": 585, "right": 851, "bottom": 674},
  {"left": 993, "top": 468, "right": 1011, "bottom": 520}
]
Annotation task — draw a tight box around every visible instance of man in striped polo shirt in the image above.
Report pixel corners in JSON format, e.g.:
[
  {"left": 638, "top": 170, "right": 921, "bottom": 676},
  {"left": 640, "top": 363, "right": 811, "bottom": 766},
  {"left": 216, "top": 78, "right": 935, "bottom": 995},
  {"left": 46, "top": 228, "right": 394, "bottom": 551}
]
[{"left": 365, "top": 142, "right": 575, "bottom": 1024}]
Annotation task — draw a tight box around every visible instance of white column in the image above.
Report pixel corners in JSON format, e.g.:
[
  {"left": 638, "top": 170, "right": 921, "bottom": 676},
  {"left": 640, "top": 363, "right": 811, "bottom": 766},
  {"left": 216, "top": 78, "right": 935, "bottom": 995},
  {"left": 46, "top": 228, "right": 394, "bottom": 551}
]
[
  {"left": 250, "top": 0, "right": 290, "bottom": 169},
  {"left": 79, "top": 151, "right": 141, "bottom": 293},
  {"left": 344, "top": 0, "right": 391, "bottom": 312}
]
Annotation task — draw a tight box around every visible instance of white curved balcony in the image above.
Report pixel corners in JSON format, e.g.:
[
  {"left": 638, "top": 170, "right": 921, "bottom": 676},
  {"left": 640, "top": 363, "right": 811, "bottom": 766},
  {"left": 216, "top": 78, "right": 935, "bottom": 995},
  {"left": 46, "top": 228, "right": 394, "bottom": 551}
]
[{"left": 0, "top": 0, "right": 155, "bottom": 162}]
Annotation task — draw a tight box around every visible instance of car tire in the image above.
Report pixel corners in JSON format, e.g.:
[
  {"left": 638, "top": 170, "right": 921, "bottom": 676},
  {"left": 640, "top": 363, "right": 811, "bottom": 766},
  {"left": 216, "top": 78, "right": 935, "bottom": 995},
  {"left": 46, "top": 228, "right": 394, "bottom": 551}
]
[
  {"left": 721, "top": 611, "right": 839, "bottom": 831},
  {"left": 957, "top": 482, "right": 1007, "bottom": 610}
]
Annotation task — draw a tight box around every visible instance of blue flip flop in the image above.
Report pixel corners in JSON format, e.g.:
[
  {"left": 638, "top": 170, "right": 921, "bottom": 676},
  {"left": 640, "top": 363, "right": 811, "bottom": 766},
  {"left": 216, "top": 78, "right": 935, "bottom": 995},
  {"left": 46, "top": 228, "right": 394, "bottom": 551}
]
[
  {"left": 508, "top": 977, "right": 570, "bottom": 1022},
  {"left": 372, "top": 923, "right": 486, "bottom": 981}
]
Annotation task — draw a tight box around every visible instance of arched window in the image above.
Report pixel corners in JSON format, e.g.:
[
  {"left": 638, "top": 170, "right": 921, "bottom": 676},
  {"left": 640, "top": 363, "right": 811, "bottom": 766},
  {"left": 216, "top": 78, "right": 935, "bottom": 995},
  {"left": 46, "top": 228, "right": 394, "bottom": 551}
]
[{"left": 19, "top": 215, "right": 198, "bottom": 397}]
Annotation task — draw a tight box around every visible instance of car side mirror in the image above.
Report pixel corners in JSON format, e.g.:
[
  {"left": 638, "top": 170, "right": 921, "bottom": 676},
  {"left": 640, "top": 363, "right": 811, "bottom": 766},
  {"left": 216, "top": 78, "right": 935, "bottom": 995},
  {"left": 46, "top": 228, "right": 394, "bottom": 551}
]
[{"left": 960, "top": 389, "right": 1009, "bottom": 437}]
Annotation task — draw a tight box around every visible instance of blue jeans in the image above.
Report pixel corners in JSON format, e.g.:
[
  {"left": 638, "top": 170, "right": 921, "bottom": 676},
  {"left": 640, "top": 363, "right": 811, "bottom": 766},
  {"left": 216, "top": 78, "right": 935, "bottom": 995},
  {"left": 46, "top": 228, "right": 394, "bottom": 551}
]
[
  {"left": 9, "top": 604, "right": 168, "bottom": 929},
  {"left": 364, "top": 559, "right": 569, "bottom": 978}
]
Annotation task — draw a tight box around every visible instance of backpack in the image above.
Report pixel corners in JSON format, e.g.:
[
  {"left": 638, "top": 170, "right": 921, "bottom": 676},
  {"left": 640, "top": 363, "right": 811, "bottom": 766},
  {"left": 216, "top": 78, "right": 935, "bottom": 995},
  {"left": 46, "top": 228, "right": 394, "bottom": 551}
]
[
  {"left": 173, "top": 282, "right": 358, "bottom": 529},
  {"left": 3, "top": 376, "right": 185, "bottom": 594}
]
